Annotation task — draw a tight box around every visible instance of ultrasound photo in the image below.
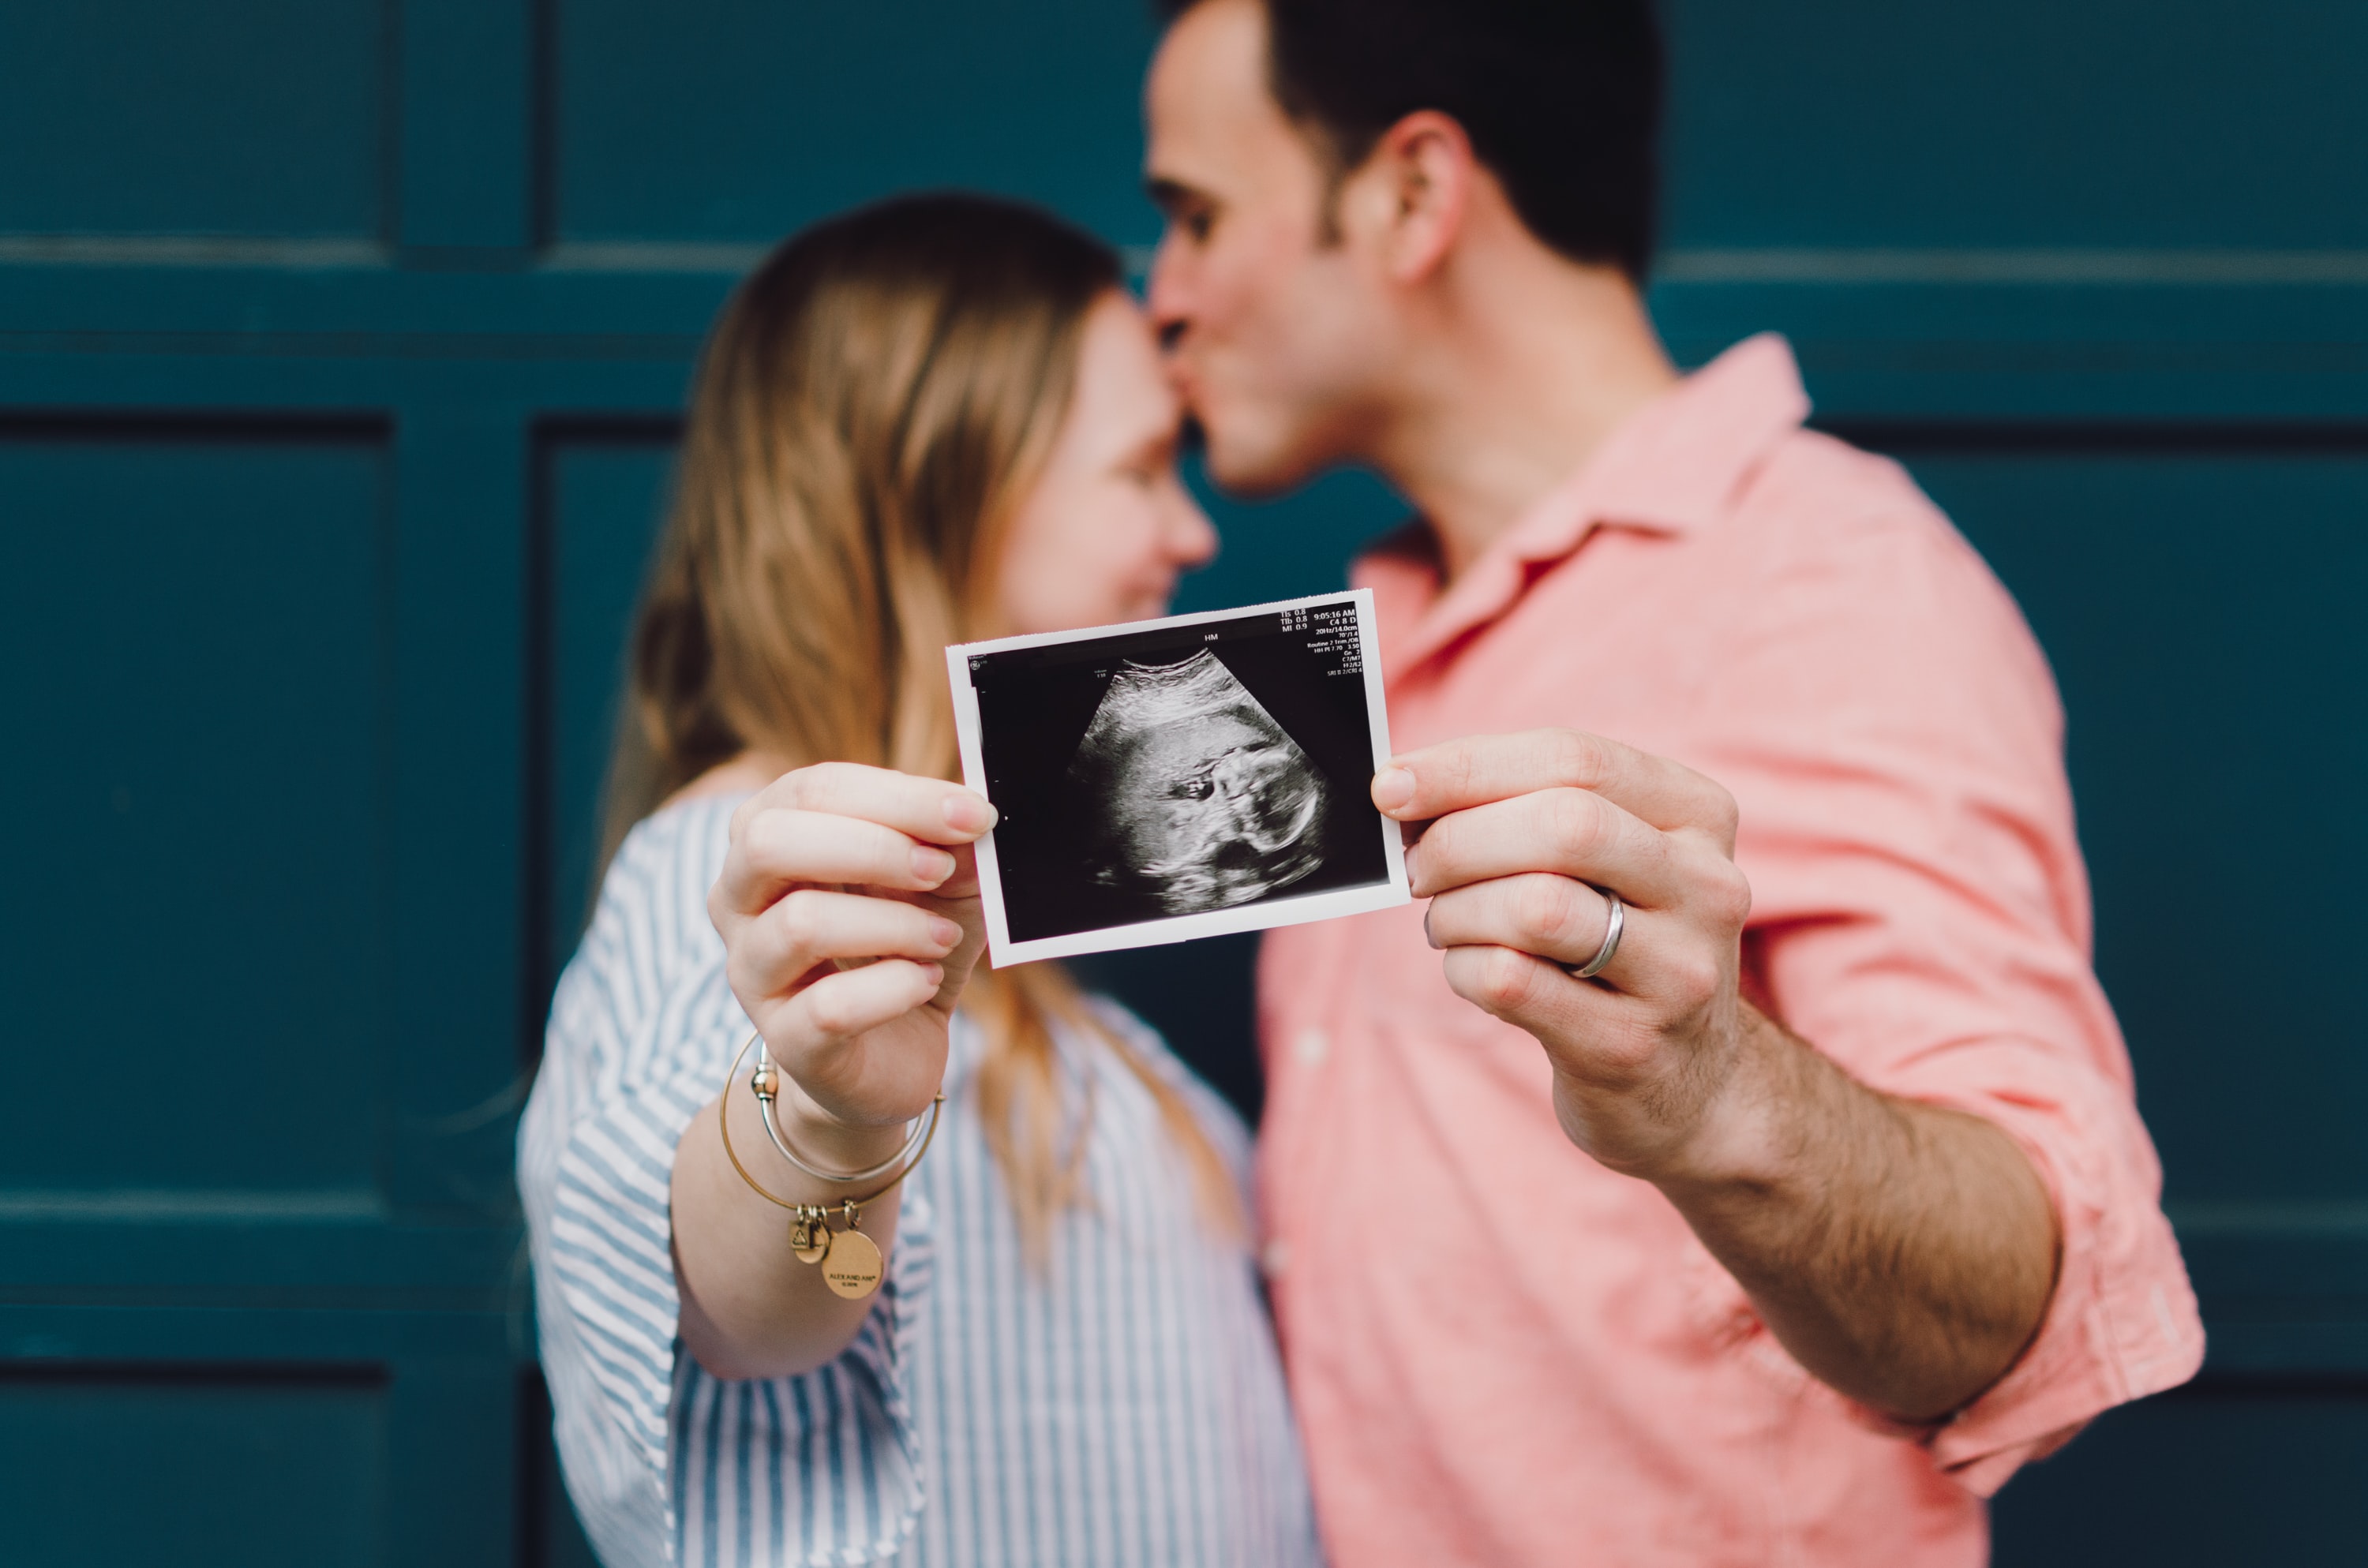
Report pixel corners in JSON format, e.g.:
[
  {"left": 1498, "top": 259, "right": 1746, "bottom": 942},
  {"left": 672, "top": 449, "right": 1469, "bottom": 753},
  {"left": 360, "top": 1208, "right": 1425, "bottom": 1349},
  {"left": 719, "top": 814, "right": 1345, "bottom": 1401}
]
[{"left": 950, "top": 590, "right": 1410, "bottom": 965}]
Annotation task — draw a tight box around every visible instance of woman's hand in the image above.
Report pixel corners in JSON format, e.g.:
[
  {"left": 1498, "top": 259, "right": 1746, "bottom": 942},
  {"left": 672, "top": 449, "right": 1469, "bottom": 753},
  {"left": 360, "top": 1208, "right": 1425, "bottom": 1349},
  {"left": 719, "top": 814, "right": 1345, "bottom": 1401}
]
[{"left": 708, "top": 763, "right": 997, "bottom": 1164}]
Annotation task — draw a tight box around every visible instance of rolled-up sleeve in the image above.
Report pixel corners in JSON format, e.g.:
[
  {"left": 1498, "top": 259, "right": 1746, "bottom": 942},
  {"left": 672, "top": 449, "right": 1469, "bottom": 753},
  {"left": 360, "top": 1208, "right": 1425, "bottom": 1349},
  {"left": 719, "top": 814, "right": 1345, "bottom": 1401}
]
[
  {"left": 519, "top": 802, "right": 935, "bottom": 1566},
  {"left": 1703, "top": 486, "right": 2205, "bottom": 1494}
]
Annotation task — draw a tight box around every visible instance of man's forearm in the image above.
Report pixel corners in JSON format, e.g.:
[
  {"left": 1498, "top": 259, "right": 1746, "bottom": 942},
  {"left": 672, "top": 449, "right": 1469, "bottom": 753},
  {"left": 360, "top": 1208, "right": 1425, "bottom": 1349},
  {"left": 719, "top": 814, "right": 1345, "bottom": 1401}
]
[
  {"left": 1643, "top": 1004, "right": 2059, "bottom": 1421},
  {"left": 1373, "top": 730, "right": 2063, "bottom": 1422}
]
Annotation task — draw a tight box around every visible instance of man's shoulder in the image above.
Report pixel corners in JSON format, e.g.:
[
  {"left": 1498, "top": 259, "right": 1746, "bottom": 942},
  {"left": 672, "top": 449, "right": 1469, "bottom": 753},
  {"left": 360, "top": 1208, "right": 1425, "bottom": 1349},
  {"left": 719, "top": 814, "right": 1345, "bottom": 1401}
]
[
  {"left": 1725, "top": 426, "right": 2006, "bottom": 598},
  {"left": 1749, "top": 426, "right": 1945, "bottom": 536}
]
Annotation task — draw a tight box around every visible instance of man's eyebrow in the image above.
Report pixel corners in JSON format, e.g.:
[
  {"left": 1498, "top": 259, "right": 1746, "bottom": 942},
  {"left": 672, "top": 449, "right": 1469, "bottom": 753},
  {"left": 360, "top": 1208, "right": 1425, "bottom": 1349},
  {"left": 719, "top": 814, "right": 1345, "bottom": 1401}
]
[{"left": 1144, "top": 175, "right": 1205, "bottom": 215}]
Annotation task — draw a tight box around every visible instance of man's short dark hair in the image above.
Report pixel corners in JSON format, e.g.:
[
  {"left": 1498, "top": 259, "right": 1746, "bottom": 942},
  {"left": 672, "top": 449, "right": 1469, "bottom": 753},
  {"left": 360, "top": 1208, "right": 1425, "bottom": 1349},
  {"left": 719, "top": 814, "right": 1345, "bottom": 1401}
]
[{"left": 1157, "top": 0, "right": 1664, "bottom": 280}]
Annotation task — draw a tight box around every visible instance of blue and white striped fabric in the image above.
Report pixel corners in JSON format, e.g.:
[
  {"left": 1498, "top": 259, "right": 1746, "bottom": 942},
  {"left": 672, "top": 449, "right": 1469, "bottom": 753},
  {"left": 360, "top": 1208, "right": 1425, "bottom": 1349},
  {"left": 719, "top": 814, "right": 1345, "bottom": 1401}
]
[{"left": 519, "top": 795, "right": 1322, "bottom": 1568}]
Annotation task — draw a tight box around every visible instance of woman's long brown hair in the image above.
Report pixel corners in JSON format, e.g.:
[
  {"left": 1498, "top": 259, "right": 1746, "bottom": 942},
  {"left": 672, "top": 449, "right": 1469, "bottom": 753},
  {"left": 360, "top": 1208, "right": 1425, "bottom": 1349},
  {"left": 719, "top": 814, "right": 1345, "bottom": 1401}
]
[{"left": 604, "top": 193, "right": 1235, "bottom": 1257}]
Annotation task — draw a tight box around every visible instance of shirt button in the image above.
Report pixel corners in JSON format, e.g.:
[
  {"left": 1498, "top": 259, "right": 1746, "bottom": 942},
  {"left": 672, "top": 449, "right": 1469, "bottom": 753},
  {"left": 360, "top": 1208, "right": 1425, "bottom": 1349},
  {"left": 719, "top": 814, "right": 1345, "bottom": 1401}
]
[
  {"left": 1292, "top": 1027, "right": 1329, "bottom": 1066},
  {"left": 1261, "top": 1241, "right": 1291, "bottom": 1277}
]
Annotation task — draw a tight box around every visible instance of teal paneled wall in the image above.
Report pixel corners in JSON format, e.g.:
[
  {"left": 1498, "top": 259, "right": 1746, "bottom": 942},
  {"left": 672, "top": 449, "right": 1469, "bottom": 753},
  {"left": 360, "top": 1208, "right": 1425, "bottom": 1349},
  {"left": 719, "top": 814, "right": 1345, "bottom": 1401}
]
[
  {"left": 0, "top": 1367, "right": 386, "bottom": 1568},
  {"left": 2, "top": 432, "right": 390, "bottom": 1191},
  {"left": 0, "top": 3, "right": 387, "bottom": 241},
  {"left": 555, "top": 0, "right": 1163, "bottom": 247},
  {"left": 540, "top": 433, "right": 674, "bottom": 982},
  {"left": 2, "top": 1, "right": 2363, "bottom": 1562},
  {"left": 1662, "top": 3, "right": 2368, "bottom": 250}
]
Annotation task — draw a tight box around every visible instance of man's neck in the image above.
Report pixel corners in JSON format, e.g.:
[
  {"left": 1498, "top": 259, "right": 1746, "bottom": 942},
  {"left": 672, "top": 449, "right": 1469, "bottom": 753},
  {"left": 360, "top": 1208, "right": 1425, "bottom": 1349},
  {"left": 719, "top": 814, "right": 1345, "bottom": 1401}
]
[{"left": 1368, "top": 253, "right": 1680, "bottom": 585}]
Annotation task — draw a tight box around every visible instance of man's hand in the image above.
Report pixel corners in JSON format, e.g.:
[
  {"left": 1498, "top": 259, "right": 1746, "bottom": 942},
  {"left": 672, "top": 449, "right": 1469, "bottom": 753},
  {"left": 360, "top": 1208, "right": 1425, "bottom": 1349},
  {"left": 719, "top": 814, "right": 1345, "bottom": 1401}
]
[
  {"left": 1374, "top": 728, "right": 1754, "bottom": 1180},
  {"left": 1375, "top": 730, "right": 2059, "bottom": 1421}
]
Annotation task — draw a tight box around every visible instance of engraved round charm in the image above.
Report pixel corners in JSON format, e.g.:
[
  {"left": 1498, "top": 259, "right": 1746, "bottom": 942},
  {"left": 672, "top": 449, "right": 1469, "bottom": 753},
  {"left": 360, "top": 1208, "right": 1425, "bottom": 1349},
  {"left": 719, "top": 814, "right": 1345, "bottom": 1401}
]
[
  {"left": 819, "top": 1227, "right": 885, "bottom": 1299},
  {"left": 790, "top": 1218, "right": 830, "bottom": 1266}
]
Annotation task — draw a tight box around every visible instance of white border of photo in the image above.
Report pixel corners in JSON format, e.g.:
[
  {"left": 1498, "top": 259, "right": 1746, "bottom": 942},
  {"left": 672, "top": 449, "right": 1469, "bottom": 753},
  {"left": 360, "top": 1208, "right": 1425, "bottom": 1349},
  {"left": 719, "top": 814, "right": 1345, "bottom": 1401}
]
[{"left": 947, "top": 588, "right": 1411, "bottom": 967}]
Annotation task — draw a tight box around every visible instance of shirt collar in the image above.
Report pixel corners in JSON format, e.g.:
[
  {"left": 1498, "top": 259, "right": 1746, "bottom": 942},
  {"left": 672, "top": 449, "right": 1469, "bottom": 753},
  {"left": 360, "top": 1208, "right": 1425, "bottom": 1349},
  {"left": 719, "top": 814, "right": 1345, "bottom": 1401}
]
[{"left": 1361, "top": 333, "right": 1813, "bottom": 683}]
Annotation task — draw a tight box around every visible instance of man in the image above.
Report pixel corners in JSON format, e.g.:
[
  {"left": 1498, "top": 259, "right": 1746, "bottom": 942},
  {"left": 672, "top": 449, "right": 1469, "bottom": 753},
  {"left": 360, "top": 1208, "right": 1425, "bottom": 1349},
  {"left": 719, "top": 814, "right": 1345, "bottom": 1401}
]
[{"left": 1141, "top": 2, "right": 2201, "bottom": 1562}]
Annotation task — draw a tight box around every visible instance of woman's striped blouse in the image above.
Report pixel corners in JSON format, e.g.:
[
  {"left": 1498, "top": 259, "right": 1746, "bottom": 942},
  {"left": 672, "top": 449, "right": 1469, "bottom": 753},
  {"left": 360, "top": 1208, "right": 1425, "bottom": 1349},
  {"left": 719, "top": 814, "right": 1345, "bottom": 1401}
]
[{"left": 519, "top": 795, "right": 1322, "bottom": 1567}]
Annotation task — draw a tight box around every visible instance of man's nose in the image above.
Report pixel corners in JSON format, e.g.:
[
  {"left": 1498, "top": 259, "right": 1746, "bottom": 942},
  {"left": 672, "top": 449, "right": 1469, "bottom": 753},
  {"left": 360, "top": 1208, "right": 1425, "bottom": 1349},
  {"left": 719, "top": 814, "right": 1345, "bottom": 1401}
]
[{"left": 1145, "top": 237, "right": 1191, "bottom": 349}]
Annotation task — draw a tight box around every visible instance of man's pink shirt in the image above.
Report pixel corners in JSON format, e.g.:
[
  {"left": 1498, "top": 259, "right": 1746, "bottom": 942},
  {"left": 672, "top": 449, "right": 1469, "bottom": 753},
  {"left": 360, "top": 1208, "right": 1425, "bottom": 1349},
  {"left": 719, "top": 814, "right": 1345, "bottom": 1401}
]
[{"left": 1256, "top": 335, "right": 2203, "bottom": 1566}]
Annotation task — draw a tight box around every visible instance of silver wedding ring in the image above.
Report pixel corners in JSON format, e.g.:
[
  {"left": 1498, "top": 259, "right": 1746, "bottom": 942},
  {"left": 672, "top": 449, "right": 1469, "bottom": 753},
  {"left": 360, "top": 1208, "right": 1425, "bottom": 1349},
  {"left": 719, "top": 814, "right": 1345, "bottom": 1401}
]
[{"left": 1566, "top": 889, "right": 1624, "bottom": 979}]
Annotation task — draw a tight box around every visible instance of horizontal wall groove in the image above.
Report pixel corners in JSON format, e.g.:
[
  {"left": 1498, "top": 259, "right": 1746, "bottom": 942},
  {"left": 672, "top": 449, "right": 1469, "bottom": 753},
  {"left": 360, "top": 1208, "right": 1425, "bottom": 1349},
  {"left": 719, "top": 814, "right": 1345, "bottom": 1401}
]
[
  {"left": 0, "top": 237, "right": 393, "bottom": 270},
  {"left": 1822, "top": 418, "right": 2368, "bottom": 454},
  {"left": 1661, "top": 248, "right": 2368, "bottom": 286},
  {"left": 0, "top": 330, "right": 703, "bottom": 362},
  {"left": 0, "top": 1189, "right": 385, "bottom": 1223},
  {"left": 0, "top": 1285, "right": 519, "bottom": 1313},
  {"left": 538, "top": 240, "right": 768, "bottom": 273},
  {"left": 0, "top": 1357, "right": 388, "bottom": 1388},
  {"left": 0, "top": 408, "right": 390, "bottom": 443}
]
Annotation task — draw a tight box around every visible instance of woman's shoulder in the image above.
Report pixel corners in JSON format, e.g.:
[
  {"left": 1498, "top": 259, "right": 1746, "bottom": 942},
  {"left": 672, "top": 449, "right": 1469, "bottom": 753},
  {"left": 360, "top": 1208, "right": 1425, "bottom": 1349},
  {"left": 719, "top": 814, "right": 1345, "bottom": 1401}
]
[
  {"left": 608, "top": 791, "right": 747, "bottom": 902},
  {"left": 554, "top": 793, "right": 751, "bottom": 1033}
]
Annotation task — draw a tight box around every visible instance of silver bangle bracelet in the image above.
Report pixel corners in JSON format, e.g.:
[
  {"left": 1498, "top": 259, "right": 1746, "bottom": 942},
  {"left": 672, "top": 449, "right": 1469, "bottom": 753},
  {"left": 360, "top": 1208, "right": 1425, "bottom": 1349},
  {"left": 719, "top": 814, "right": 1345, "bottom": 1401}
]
[{"left": 747, "top": 1035, "right": 940, "bottom": 1185}]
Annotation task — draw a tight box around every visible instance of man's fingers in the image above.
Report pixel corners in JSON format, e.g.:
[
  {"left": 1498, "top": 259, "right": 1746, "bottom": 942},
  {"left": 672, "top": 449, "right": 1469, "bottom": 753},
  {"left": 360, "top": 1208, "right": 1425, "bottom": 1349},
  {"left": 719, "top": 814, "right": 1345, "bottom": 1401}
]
[
  {"left": 719, "top": 808, "right": 960, "bottom": 914},
  {"left": 1374, "top": 729, "right": 1736, "bottom": 846},
  {"left": 1403, "top": 787, "right": 1685, "bottom": 907},
  {"left": 734, "top": 889, "right": 961, "bottom": 994},
  {"left": 731, "top": 762, "right": 996, "bottom": 849},
  {"left": 1435, "top": 945, "right": 1663, "bottom": 1080},
  {"left": 1424, "top": 874, "right": 1624, "bottom": 971}
]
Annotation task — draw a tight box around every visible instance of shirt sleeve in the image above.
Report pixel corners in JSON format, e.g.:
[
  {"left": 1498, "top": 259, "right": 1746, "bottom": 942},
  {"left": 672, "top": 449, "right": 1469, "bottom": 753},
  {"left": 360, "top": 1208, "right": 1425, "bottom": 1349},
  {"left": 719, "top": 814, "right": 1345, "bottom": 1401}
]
[
  {"left": 1695, "top": 468, "right": 2205, "bottom": 1495},
  {"left": 518, "top": 804, "right": 935, "bottom": 1566}
]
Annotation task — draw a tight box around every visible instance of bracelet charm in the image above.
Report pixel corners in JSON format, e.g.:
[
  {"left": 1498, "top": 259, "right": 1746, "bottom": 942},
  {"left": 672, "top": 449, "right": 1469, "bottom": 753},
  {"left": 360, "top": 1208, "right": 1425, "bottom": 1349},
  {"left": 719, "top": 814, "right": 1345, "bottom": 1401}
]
[
  {"left": 789, "top": 1209, "right": 831, "bottom": 1265},
  {"left": 716, "top": 1030, "right": 942, "bottom": 1301},
  {"left": 820, "top": 1221, "right": 885, "bottom": 1298}
]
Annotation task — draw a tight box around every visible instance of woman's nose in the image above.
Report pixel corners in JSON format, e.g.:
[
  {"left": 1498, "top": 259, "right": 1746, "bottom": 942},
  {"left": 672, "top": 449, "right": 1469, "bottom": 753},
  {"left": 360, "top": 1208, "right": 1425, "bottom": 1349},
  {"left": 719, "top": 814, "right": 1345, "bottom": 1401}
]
[{"left": 1166, "top": 492, "right": 1219, "bottom": 569}]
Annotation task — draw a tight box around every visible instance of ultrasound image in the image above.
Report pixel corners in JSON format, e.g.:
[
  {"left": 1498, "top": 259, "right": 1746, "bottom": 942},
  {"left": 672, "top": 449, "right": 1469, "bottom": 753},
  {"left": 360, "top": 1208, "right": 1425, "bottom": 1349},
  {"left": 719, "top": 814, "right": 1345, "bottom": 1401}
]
[
  {"left": 967, "top": 598, "right": 1391, "bottom": 947},
  {"left": 1065, "top": 650, "right": 1330, "bottom": 916}
]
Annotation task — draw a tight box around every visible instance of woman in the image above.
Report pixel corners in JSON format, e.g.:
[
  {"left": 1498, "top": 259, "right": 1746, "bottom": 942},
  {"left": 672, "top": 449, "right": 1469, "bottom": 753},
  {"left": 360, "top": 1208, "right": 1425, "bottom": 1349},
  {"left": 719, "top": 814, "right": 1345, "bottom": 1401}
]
[{"left": 519, "top": 193, "right": 1321, "bottom": 1568}]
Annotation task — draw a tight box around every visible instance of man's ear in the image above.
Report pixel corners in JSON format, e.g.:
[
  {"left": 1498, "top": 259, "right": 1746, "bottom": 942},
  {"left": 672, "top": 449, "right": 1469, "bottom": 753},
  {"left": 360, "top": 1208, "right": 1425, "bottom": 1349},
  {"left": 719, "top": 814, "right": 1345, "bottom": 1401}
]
[{"left": 1343, "top": 110, "right": 1474, "bottom": 285}]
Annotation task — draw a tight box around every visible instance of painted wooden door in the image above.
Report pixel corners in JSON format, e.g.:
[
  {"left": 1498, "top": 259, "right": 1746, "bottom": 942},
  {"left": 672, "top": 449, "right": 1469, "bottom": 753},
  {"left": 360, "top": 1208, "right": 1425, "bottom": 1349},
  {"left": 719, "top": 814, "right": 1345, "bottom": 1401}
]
[{"left": 2, "top": 2, "right": 2361, "bottom": 1562}]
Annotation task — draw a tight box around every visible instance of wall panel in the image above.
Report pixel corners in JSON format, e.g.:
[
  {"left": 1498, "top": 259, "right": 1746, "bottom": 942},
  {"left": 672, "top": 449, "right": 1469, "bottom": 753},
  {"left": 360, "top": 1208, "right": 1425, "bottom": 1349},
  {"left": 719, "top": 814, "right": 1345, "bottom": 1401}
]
[
  {"left": 0, "top": 425, "right": 391, "bottom": 1194},
  {"left": 1993, "top": 1378, "right": 2368, "bottom": 1562},
  {"left": 1663, "top": 0, "right": 2368, "bottom": 251},
  {"left": 537, "top": 431, "right": 676, "bottom": 985},
  {"left": 0, "top": 1364, "right": 385, "bottom": 1568},
  {"left": 0, "top": 1, "right": 388, "bottom": 242},
  {"left": 550, "top": 0, "right": 1164, "bottom": 248}
]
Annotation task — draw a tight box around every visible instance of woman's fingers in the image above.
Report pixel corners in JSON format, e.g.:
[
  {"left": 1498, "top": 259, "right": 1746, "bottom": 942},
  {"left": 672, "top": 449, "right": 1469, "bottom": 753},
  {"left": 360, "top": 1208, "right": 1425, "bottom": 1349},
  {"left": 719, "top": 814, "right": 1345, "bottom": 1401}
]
[
  {"left": 732, "top": 762, "right": 995, "bottom": 848},
  {"left": 718, "top": 808, "right": 960, "bottom": 917},
  {"left": 757, "top": 959, "right": 949, "bottom": 1055},
  {"left": 732, "top": 889, "right": 961, "bottom": 995}
]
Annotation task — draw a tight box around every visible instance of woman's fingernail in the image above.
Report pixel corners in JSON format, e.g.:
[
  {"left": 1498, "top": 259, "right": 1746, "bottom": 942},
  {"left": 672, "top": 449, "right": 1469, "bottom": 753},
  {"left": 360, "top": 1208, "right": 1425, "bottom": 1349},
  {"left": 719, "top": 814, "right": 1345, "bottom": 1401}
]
[
  {"left": 943, "top": 791, "right": 997, "bottom": 833},
  {"left": 912, "top": 846, "right": 957, "bottom": 883},
  {"left": 927, "top": 916, "right": 962, "bottom": 948},
  {"left": 1372, "top": 765, "right": 1415, "bottom": 813}
]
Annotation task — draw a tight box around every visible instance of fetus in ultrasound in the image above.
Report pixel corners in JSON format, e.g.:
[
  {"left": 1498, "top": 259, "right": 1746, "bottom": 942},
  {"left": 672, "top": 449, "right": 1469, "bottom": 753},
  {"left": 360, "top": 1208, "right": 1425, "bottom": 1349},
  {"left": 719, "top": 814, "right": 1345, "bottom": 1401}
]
[{"left": 1066, "top": 650, "right": 1329, "bottom": 915}]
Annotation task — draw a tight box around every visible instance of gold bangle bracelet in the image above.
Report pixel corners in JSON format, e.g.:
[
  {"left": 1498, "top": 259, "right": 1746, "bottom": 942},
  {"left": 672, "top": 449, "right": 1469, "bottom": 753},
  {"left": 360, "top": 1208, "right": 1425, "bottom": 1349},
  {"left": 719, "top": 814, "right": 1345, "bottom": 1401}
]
[
  {"left": 754, "top": 1038, "right": 937, "bottom": 1184},
  {"left": 715, "top": 1030, "right": 944, "bottom": 1214},
  {"left": 714, "top": 1031, "right": 944, "bottom": 1300}
]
